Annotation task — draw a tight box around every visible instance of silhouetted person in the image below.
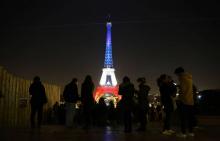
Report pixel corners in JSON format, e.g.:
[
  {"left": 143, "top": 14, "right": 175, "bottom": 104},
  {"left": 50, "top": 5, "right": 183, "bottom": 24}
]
[
  {"left": 108, "top": 100, "right": 116, "bottom": 126},
  {"left": 97, "top": 97, "right": 108, "bottom": 126},
  {"left": 29, "top": 76, "right": 47, "bottom": 128},
  {"left": 81, "top": 75, "right": 95, "bottom": 129},
  {"left": 157, "top": 74, "right": 177, "bottom": 135},
  {"left": 119, "top": 76, "right": 135, "bottom": 133},
  {"left": 63, "top": 78, "right": 79, "bottom": 128},
  {"left": 136, "top": 77, "right": 150, "bottom": 131},
  {"left": 174, "top": 67, "right": 194, "bottom": 137}
]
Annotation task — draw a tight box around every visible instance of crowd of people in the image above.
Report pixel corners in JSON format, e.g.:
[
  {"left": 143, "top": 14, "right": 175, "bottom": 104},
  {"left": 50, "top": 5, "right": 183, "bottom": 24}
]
[{"left": 29, "top": 67, "right": 198, "bottom": 138}]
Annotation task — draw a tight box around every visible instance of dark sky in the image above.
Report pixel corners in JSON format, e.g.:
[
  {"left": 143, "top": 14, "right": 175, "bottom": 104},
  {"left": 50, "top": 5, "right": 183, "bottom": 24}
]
[{"left": 1, "top": 0, "right": 220, "bottom": 94}]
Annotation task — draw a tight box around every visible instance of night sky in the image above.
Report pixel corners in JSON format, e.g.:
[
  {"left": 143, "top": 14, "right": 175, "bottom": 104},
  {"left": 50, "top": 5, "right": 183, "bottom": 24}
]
[{"left": 1, "top": 0, "right": 220, "bottom": 94}]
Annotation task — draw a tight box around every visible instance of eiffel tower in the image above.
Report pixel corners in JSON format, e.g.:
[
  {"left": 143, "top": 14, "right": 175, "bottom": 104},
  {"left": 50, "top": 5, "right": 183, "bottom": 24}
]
[
  {"left": 99, "top": 17, "right": 117, "bottom": 87},
  {"left": 94, "top": 17, "right": 120, "bottom": 104}
]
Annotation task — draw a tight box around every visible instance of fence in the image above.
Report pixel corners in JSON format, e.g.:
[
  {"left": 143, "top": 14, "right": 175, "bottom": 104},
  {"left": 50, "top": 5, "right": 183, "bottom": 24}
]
[{"left": 0, "top": 66, "right": 61, "bottom": 128}]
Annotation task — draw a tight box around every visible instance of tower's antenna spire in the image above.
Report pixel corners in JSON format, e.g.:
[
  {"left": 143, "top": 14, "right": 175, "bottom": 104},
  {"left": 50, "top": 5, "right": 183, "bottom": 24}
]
[{"left": 107, "top": 14, "right": 111, "bottom": 22}]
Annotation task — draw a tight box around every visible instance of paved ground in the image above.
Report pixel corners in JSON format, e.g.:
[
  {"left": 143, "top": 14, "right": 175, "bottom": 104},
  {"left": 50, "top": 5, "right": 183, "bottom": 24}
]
[{"left": 1, "top": 120, "right": 220, "bottom": 141}]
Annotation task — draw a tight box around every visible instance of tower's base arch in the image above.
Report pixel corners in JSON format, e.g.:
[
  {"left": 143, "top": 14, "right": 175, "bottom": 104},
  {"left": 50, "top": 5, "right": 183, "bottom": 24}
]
[{"left": 94, "top": 86, "right": 121, "bottom": 107}]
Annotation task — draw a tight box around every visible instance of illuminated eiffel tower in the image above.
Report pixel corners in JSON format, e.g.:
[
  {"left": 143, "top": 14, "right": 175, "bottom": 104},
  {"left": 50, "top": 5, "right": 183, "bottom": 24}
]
[
  {"left": 99, "top": 17, "right": 117, "bottom": 87},
  {"left": 94, "top": 17, "right": 120, "bottom": 104}
]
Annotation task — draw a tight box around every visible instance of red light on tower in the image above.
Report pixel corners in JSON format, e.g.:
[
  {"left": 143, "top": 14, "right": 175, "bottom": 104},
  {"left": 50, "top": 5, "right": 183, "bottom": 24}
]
[{"left": 94, "top": 86, "right": 121, "bottom": 102}]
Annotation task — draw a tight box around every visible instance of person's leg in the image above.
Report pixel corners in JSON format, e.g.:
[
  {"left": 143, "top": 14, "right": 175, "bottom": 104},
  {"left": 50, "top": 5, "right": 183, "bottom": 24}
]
[
  {"left": 30, "top": 104, "right": 37, "bottom": 128},
  {"left": 127, "top": 110, "right": 132, "bottom": 131},
  {"left": 192, "top": 105, "right": 198, "bottom": 127},
  {"left": 188, "top": 105, "right": 194, "bottom": 133},
  {"left": 123, "top": 110, "right": 128, "bottom": 131},
  {"left": 136, "top": 108, "right": 141, "bottom": 130},
  {"left": 166, "top": 110, "right": 172, "bottom": 130},
  {"left": 87, "top": 107, "right": 92, "bottom": 128},
  {"left": 162, "top": 109, "right": 174, "bottom": 135},
  {"left": 37, "top": 105, "right": 43, "bottom": 127},
  {"left": 124, "top": 109, "right": 132, "bottom": 132},
  {"left": 180, "top": 104, "right": 187, "bottom": 134},
  {"left": 163, "top": 110, "right": 169, "bottom": 131},
  {"left": 139, "top": 109, "right": 146, "bottom": 130},
  {"left": 83, "top": 106, "right": 91, "bottom": 129}
]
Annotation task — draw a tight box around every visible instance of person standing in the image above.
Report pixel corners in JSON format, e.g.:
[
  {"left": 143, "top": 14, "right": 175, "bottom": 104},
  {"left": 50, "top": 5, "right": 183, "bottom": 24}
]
[
  {"left": 136, "top": 77, "right": 150, "bottom": 131},
  {"left": 157, "top": 74, "right": 177, "bottom": 135},
  {"left": 63, "top": 78, "right": 79, "bottom": 128},
  {"left": 29, "top": 76, "right": 47, "bottom": 128},
  {"left": 174, "top": 67, "right": 195, "bottom": 137},
  {"left": 119, "top": 76, "right": 135, "bottom": 133},
  {"left": 81, "top": 75, "right": 95, "bottom": 129}
]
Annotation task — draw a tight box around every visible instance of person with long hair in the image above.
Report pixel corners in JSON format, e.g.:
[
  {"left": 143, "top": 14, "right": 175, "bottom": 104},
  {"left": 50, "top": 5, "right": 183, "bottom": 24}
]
[
  {"left": 119, "top": 76, "right": 135, "bottom": 133},
  {"left": 81, "top": 75, "right": 95, "bottom": 129}
]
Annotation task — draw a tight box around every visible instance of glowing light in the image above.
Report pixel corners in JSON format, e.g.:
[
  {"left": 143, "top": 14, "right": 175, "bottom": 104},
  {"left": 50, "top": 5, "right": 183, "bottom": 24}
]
[
  {"left": 197, "top": 95, "right": 202, "bottom": 99},
  {"left": 94, "top": 86, "right": 121, "bottom": 102}
]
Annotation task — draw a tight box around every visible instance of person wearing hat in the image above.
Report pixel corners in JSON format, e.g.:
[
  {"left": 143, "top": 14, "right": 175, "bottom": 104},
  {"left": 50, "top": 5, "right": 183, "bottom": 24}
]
[{"left": 136, "top": 77, "right": 150, "bottom": 131}]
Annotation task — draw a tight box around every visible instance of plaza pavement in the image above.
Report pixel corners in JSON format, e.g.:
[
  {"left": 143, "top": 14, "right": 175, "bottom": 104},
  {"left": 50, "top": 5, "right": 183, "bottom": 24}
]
[{"left": 1, "top": 116, "right": 220, "bottom": 141}]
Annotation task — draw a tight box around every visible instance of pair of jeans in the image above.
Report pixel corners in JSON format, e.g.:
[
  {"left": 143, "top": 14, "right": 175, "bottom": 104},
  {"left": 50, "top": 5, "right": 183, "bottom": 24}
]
[{"left": 123, "top": 108, "right": 132, "bottom": 132}]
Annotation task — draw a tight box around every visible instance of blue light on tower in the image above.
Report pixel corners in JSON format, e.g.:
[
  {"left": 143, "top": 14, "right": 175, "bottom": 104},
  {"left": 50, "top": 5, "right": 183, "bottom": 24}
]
[{"left": 104, "top": 22, "right": 113, "bottom": 68}]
